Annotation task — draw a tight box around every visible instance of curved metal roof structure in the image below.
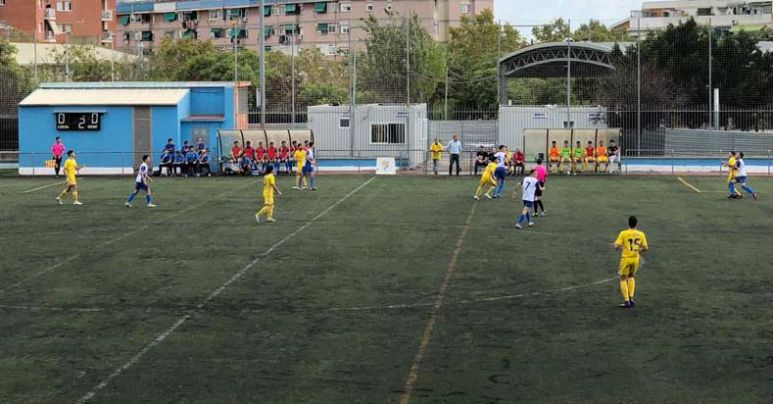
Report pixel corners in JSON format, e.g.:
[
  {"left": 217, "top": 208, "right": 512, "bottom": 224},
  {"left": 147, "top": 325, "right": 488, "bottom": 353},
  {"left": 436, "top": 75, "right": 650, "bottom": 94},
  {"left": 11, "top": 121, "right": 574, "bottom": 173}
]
[{"left": 498, "top": 42, "right": 627, "bottom": 104}]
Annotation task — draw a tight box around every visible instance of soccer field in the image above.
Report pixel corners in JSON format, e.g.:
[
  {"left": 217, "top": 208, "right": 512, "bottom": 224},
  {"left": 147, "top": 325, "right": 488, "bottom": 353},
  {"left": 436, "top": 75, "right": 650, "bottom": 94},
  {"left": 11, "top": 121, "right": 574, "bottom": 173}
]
[{"left": 1, "top": 173, "right": 772, "bottom": 403}]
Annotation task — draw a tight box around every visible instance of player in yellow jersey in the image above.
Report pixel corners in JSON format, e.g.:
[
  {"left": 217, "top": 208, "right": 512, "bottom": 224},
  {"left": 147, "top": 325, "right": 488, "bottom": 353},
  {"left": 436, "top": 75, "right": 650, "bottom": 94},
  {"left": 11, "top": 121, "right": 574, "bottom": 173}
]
[
  {"left": 255, "top": 165, "right": 282, "bottom": 223},
  {"left": 56, "top": 150, "right": 84, "bottom": 206},
  {"left": 292, "top": 146, "right": 308, "bottom": 190},
  {"left": 474, "top": 155, "right": 498, "bottom": 200},
  {"left": 614, "top": 216, "right": 649, "bottom": 308},
  {"left": 723, "top": 151, "right": 742, "bottom": 199}
]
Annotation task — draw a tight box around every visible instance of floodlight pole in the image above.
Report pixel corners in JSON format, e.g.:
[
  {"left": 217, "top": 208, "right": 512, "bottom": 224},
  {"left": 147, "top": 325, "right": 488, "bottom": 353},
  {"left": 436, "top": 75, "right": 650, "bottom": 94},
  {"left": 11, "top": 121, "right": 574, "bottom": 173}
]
[
  {"left": 633, "top": 10, "right": 642, "bottom": 155},
  {"left": 708, "top": 18, "right": 713, "bottom": 129},
  {"left": 259, "top": 0, "right": 266, "bottom": 128},
  {"left": 566, "top": 38, "right": 572, "bottom": 129}
]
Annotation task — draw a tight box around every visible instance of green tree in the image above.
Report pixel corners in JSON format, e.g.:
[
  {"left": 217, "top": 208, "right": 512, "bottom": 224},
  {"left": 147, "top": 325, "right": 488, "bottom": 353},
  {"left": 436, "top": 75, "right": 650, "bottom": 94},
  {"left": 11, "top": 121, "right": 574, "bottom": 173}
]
[
  {"left": 0, "top": 40, "right": 33, "bottom": 110},
  {"left": 572, "top": 19, "right": 628, "bottom": 42},
  {"left": 360, "top": 13, "right": 445, "bottom": 104},
  {"left": 532, "top": 18, "right": 571, "bottom": 43},
  {"left": 446, "top": 9, "right": 526, "bottom": 110}
]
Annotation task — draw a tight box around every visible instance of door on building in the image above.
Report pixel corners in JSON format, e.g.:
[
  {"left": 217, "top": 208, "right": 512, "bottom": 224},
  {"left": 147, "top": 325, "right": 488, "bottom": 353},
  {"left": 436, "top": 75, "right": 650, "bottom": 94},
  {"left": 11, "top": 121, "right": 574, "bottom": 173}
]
[
  {"left": 191, "top": 127, "right": 209, "bottom": 151},
  {"left": 133, "top": 107, "right": 152, "bottom": 169}
]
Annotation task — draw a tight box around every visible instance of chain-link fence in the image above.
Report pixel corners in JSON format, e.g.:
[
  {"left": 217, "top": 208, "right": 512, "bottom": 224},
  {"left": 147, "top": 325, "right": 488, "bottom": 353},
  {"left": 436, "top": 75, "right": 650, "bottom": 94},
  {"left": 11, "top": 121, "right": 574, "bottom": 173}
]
[{"left": 3, "top": 15, "right": 773, "bottom": 167}]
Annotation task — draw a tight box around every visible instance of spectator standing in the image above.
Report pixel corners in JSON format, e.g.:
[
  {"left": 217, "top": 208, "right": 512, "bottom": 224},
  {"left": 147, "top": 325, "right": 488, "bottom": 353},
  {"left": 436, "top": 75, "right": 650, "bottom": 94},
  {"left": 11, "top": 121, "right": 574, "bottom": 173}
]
[
  {"left": 447, "top": 135, "right": 462, "bottom": 176},
  {"left": 51, "top": 137, "right": 65, "bottom": 177},
  {"left": 429, "top": 138, "right": 443, "bottom": 175}
]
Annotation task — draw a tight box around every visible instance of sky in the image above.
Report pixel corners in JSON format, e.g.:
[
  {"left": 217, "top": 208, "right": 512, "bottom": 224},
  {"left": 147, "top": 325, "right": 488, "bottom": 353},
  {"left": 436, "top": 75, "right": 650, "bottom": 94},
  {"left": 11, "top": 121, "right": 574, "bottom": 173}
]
[{"left": 494, "top": 0, "right": 642, "bottom": 39}]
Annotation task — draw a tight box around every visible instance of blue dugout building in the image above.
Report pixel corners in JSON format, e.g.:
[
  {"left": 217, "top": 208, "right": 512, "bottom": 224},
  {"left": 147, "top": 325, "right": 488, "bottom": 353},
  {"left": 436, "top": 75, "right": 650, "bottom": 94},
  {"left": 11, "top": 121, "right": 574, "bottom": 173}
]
[{"left": 18, "top": 81, "right": 249, "bottom": 175}]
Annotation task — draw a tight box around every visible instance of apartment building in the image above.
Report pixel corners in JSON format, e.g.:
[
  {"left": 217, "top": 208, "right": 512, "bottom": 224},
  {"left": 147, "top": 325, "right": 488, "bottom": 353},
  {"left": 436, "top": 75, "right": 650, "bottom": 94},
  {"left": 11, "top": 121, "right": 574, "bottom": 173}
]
[
  {"left": 0, "top": 0, "right": 117, "bottom": 46},
  {"left": 115, "top": 0, "right": 492, "bottom": 55},
  {"left": 614, "top": 1, "right": 773, "bottom": 37}
]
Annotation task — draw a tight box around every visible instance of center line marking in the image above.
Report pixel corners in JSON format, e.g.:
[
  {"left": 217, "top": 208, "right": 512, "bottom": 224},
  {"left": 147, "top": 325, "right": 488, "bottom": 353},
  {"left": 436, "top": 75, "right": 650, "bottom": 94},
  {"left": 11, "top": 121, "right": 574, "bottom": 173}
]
[
  {"left": 76, "top": 176, "right": 376, "bottom": 404},
  {"left": 22, "top": 181, "right": 65, "bottom": 194},
  {"left": 677, "top": 176, "right": 701, "bottom": 193},
  {"left": 398, "top": 202, "right": 477, "bottom": 404}
]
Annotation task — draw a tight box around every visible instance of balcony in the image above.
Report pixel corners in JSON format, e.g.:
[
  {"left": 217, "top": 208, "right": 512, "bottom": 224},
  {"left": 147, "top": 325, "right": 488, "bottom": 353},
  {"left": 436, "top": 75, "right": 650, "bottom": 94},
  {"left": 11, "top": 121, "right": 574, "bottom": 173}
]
[
  {"left": 44, "top": 31, "right": 57, "bottom": 43},
  {"left": 101, "top": 31, "right": 113, "bottom": 43},
  {"left": 44, "top": 8, "right": 56, "bottom": 20},
  {"left": 102, "top": 10, "right": 113, "bottom": 21}
]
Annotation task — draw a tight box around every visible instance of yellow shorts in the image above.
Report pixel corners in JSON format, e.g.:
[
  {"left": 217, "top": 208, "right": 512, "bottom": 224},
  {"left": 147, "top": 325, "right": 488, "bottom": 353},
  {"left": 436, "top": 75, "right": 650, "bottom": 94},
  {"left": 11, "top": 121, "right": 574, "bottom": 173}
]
[
  {"left": 619, "top": 257, "right": 640, "bottom": 276},
  {"left": 66, "top": 177, "right": 77, "bottom": 186},
  {"left": 263, "top": 195, "right": 274, "bottom": 206},
  {"left": 598, "top": 156, "right": 609, "bottom": 163},
  {"left": 480, "top": 176, "right": 495, "bottom": 186}
]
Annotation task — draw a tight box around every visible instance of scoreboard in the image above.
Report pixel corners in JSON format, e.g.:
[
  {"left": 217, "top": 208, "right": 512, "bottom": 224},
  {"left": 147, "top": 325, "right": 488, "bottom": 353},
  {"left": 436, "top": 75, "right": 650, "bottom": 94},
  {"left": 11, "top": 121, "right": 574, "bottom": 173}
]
[{"left": 55, "top": 112, "right": 103, "bottom": 131}]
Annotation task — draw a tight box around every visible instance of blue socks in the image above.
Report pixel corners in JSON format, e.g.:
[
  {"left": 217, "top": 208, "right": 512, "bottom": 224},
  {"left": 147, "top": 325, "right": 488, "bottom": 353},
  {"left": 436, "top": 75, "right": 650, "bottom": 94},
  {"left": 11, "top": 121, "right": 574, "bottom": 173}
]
[
  {"left": 517, "top": 214, "right": 524, "bottom": 225},
  {"left": 494, "top": 181, "right": 505, "bottom": 196},
  {"left": 742, "top": 184, "right": 755, "bottom": 194},
  {"left": 146, "top": 195, "right": 152, "bottom": 204},
  {"left": 128, "top": 193, "right": 136, "bottom": 202},
  {"left": 728, "top": 182, "right": 736, "bottom": 196}
]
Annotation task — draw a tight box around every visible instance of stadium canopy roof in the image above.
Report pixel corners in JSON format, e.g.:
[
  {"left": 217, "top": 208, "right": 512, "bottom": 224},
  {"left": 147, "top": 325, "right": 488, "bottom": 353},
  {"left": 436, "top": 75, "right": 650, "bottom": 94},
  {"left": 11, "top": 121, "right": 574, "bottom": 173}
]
[{"left": 498, "top": 42, "right": 632, "bottom": 105}]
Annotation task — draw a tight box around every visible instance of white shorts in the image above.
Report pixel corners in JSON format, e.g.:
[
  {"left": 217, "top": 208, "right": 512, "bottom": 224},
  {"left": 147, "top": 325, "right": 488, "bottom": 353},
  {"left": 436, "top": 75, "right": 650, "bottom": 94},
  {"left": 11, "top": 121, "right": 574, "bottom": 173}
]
[{"left": 609, "top": 155, "right": 620, "bottom": 164}]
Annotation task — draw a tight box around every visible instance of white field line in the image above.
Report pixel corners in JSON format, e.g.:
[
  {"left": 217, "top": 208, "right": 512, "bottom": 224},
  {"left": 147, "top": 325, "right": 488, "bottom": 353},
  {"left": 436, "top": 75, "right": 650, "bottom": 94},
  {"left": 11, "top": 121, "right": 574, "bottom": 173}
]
[
  {"left": 75, "top": 176, "right": 376, "bottom": 404},
  {"left": 398, "top": 203, "right": 477, "bottom": 404},
  {"left": 22, "top": 181, "right": 66, "bottom": 194},
  {"left": 677, "top": 176, "right": 702, "bottom": 193},
  {"left": 0, "top": 276, "right": 615, "bottom": 315},
  {"left": 2, "top": 183, "right": 254, "bottom": 295}
]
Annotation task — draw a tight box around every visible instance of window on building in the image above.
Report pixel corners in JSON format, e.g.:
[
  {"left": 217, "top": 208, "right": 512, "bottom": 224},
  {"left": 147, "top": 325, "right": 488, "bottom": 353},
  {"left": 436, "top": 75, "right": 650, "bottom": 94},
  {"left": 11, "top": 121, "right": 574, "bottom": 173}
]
[
  {"left": 340, "top": 24, "right": 350, "bottom": 34},
  {"left": 461, "top": 2, "right": 471, "bottom": 14},
  {"left": 317, "top": 23, "right": 329, "bottom": 35},
  {"left": 314, "top": 2, "right": 327, "bottom": 14},
  {"left": 386, "top": 0, "right": 392, "bottom": 12},
  {"left": 0, "top": 0, "right": 7, "bottom": 6},
  {"left": 164, "top": 30, "right": 176, "bottom": 38},
  {"left": 56, "top": 0, "right": 72, "bottom": 12},
  {"left": 61, "top": 24, "right": 72, "bottom": 33},
  {"left": 366, "top": 2, "right": 374, "bottom": 12},
  {"left": 340, "top": 117, "right": 350, "bottom": 128},
  {"left": 274, "top": 5, "right": 284, "bottom": 15},
  {"left": 209, "top": 9, "right": 223, "bottom": 21},
  {"left": 371, "top": 123, "right": 405, "bottom": 144},
  {"left": 340, "top": 2, "right": 351, "bottom": 12},
  {"left": 228, "top": 8, "right": 248, "bottom": 21},
  {"left": 210, "top": 27, "right": 225, "bottom": 39},
  {"left": 263, "top": 26, "right": 275, "bottom": 37},
  {"left": 285, "top": 3, "right": 300, "bottom": 15}
]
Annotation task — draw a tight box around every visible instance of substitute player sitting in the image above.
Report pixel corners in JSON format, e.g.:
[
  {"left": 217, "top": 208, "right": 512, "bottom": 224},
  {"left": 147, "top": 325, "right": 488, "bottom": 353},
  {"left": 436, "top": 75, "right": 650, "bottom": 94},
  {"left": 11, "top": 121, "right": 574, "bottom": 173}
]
[
  {"left": 596, "top": 140, "right": 609, "bottom": 172},
  {"left": 255, "top": 165, "right": 282, "bottom": 223},
  {"left": 614, "top": 216, "right": 649, "bottom": 308},
  {"left": 474, "top": 155, "right": 497, "bottom": 201},
  {"left": 125, "top": 154, "right": 156, "bottom": 208},
  {"left": 584, "top": 141, "right": 596, "bottom": 172},
  {"left": 548, "top": 141, "right": 560, "bottom": 174},
  {"left": 56, "top": 150, "right": 83, "bottom": 205},
  {"left": 607, "top": 140, "right": 622, "bottom": 174},
  {"left": 572, "top": 140, "right": 585, "bottom": 175},
  {"left": 559, "top": 141, "right": 572, "bottom": 175}
]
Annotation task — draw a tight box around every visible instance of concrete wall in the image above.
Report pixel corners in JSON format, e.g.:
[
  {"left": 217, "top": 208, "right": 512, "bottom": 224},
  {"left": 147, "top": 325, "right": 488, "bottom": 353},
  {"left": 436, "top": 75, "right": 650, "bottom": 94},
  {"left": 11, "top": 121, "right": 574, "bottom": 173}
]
[{"left": 498, "top": 105, "right": 610, "bottom": 150}]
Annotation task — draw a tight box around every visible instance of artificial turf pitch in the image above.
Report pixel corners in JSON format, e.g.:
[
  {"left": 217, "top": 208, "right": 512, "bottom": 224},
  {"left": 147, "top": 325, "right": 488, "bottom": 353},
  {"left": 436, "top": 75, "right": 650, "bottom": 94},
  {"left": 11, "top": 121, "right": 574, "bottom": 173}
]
[{"left": 0, "top": 173, "right": 772, "bottom": 403}]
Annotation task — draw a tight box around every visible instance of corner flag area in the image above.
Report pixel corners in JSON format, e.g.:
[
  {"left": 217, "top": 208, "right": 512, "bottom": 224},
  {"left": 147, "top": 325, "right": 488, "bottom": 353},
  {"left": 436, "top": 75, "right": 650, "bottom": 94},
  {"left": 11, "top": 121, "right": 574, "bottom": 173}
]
[{"left": 1, "top": 174, "right": 772, "bottom": 402}]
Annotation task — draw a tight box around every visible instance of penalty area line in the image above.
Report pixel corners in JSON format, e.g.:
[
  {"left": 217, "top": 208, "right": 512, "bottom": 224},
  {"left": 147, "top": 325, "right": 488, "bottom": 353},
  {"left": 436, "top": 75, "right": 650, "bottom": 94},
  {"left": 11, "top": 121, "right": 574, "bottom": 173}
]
[
  {"left": 677, "top": 177, "right": 702, "bottom": 193},
  {"left": 22, "top": 181, "right": 65, "bottom": 194},
  {"left": 75, "top": 176, "right": 376, "bottom": 404}
]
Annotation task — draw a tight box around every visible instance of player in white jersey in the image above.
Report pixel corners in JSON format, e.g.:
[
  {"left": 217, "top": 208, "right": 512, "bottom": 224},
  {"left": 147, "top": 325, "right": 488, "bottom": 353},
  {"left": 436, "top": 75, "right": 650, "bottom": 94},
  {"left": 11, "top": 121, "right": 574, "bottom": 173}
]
[
  {"left": 492, "top": 145, "right": 509, "bottom": 198},
  {"left": 515, "top": 169, "right": 541, "bottom": 229},
  {"left": 125, "top": 154, "right": 156, "bottom": 208},
  {"left": 733, "top": 152, "right": 758, "bottom": 200}
]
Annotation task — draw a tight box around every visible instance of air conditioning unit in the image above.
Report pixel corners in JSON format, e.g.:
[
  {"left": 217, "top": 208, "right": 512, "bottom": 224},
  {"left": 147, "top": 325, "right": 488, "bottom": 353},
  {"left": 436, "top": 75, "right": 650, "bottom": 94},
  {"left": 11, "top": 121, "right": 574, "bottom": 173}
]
[{"left": 242, "top": 17, "right": 248, "bottom": 23}]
